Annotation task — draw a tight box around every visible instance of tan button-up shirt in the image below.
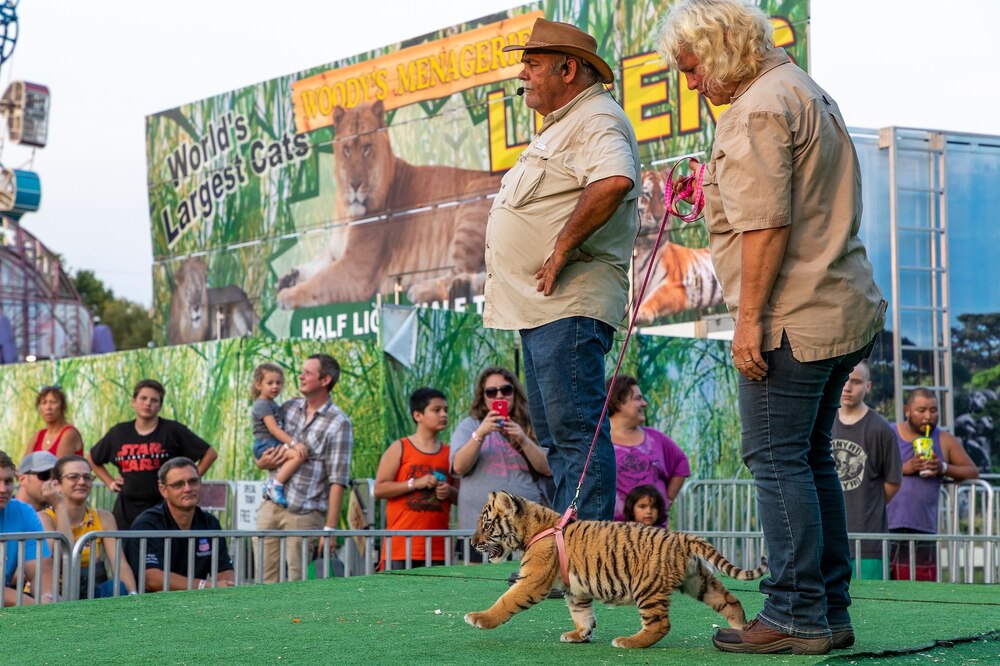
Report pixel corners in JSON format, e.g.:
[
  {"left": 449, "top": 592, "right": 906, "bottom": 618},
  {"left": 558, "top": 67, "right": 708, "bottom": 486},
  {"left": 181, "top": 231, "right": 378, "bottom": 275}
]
[
  {"left": 483, "top": 83, "right": 640, "bottom": 330},
  {"left": 704, "top": 48, "right": 885, "bottom": 361}
]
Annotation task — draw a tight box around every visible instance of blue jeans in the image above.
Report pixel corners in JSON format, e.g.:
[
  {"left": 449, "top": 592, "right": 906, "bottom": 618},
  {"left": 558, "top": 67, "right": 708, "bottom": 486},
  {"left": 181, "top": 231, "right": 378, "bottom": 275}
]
[
  {"left": 740, "top": 333, "right": 874, "bottom": 638},
  {"left": 93, "top": 579, "right": 130, "bottom": 599},
  {"left": 254, "top": 437, "right": 281, "bottom": 459},
  {"left": 520, "top": 317, "right": 615, "bottom": 521}
]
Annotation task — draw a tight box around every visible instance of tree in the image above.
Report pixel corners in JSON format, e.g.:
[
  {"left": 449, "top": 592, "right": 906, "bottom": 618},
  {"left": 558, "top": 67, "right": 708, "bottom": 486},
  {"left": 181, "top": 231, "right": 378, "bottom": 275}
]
[
  {"left": 100, "top": 299, "right": 153, "bottom": 350},
  {"left": 73, "top": 270, "right": 114, "bottom": 316},
  {"left": 952, "top": 313, "right": 1000, "bottom": 374},
  {"left": 72, "top": 271, "right": 153, "bottom": 351}
]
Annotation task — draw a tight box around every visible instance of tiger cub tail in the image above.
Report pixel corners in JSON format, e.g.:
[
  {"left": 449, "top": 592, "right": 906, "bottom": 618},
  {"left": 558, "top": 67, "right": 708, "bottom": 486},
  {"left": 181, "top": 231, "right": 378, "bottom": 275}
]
[{"left": 679, "top": 533, "right": 768, "bottom": 580}]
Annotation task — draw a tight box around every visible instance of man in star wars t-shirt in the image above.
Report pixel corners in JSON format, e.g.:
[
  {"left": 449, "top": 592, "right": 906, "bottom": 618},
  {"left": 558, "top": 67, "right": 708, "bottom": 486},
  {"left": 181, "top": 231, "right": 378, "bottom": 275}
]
[
  {"left": 86, "top": 379, "right": 217, "bottom": 528},
  {"left": 831, "top": 360, "right": 900, "bottom": 579}
]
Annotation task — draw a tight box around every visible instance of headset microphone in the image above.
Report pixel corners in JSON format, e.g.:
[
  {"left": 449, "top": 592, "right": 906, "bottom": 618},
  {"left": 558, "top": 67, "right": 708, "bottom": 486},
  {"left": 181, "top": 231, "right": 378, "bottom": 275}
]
[{"left": 516, "top": 87, "right": 525, "bottom": 96}]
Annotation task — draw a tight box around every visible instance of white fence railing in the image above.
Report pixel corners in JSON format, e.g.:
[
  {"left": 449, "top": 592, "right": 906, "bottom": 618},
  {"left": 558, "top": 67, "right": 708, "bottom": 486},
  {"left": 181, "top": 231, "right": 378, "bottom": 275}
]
[
  {"left": 6, "top": 477, "right": 993, "bottom": 607},
  {"left": 4, "top": 527, "right": 998, "bottom": 608},
  {"left": 674, "top": 478, "right": 996, "bottom": 538}
]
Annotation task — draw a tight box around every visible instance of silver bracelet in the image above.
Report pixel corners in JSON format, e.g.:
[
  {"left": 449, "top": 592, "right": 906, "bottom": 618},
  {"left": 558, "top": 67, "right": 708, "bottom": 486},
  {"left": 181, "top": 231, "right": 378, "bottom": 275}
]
[{"left": 470, "top": 431, "right": 482, "bottom": 442}]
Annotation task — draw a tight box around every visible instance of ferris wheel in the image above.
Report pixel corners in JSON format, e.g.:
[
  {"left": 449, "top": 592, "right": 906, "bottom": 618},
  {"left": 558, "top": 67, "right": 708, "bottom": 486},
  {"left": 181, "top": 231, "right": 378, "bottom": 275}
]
[{"left": 0, "top": 1, "right": 17, "bottom": 69}]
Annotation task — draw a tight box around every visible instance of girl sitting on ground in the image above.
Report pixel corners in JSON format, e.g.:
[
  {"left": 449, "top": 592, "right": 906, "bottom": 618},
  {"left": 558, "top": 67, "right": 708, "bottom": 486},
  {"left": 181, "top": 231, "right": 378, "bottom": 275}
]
[{"left": 623, "top": 484, "right": 668, "bottom": 528}]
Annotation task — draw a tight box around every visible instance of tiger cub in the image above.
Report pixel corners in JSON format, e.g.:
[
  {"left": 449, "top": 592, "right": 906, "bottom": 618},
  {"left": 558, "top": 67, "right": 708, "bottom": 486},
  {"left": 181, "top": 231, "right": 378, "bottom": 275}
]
[{"left": 464, "top": 491, "right": 766, "bottom": 649}]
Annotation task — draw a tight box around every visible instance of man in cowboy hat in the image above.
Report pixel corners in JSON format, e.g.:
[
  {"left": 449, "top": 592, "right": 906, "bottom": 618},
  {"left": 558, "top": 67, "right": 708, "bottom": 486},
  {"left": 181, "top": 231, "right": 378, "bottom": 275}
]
[{"left": 482, "top": 18, "right": 640, "bottom": 521}]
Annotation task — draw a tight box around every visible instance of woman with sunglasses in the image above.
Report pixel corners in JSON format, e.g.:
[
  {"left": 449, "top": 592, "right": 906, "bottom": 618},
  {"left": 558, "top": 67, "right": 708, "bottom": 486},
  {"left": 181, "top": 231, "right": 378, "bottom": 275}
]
[
  {"left": 25, "top": 386, "right": 84, "bottom": 459},
  {"left": 38, "top": 455, "right": 137, "bottom": 598},
  {"left": 450, "top": 367, "right": 552, "bottom": 535}
]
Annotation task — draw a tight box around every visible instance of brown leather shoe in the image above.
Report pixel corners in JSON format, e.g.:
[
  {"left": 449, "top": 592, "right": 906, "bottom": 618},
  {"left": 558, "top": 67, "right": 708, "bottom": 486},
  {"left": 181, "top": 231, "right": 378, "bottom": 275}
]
[
  {"left": 713, "top": 619, "right": 832, "bottom": 655},
  {"left": 831, "top": 628, "right": 855, "bottom": 649}
]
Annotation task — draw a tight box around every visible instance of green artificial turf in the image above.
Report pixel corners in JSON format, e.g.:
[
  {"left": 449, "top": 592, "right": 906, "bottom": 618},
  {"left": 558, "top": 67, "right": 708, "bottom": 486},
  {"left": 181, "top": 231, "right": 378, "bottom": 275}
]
[{"left": 2, "top": 562, "right": 997, "bottom": 664}]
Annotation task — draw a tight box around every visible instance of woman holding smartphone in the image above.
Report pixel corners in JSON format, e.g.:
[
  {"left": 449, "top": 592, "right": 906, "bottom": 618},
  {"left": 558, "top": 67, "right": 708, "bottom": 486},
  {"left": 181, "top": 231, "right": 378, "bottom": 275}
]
[{"left": 450, "top": 367, "right": 552, "bottom": 535}]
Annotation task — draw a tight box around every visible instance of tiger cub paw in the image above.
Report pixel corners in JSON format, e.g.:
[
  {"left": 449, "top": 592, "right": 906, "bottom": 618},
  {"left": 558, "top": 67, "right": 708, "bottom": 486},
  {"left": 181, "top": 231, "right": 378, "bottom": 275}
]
[
  {"left": 560, "top": 628, "right": 593, "bottom": 643},
  {"left": 465, "top": 611, "right": 500, "bottom": 629}
]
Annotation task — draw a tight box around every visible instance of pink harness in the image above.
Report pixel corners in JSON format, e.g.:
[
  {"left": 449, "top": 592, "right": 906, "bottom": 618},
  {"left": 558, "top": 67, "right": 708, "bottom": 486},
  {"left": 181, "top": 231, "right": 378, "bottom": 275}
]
[
  {"left": 524, "top": 505, "right": 575, "bottom": 587},
  {"left": 521, "top": 158, "right": 705, "bottom": 587}
]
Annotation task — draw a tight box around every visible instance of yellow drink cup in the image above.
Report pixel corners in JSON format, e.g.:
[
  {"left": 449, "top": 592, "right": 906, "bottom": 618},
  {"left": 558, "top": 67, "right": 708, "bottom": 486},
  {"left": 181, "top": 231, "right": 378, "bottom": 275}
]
[{"left": 914, "top": 436, "right": 935, "bottom": 477}]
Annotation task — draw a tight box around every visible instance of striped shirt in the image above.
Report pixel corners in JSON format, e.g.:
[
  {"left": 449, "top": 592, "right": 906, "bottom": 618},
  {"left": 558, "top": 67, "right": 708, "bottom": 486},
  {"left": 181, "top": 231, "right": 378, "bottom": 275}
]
[{"left": 280, "top": 396, "right": 354, "bottom": 514}]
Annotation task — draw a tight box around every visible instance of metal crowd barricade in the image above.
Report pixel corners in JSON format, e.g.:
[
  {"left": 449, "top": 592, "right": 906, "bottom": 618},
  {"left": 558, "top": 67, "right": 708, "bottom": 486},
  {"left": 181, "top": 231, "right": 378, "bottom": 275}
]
[
  {"left": 940, "top": 479, "right": 995, "bottom": 583},
  {"left": 0, "top": 531, "right": 72, "bottom": 606},
  {"left": 19, "top": 524, "right": 1000, "bottom": 605},
  {"left": 850, "top": 532, "right": 1000, "bottom": 584},
  {"left": 688, "top": 530, "right": 769, "bottom": 574},
  {"left": 70, "top": 528, "right": 480, "bottom": 598},
  {"left": 674, "top": 479, "right": 758, "bottom": 534}
]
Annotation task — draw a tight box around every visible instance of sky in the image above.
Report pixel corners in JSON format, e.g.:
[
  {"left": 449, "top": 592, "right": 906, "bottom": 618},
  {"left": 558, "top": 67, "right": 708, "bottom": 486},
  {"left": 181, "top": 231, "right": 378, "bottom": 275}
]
[{"left": 4, "top": 0, "right": 998, "bottom": 307}]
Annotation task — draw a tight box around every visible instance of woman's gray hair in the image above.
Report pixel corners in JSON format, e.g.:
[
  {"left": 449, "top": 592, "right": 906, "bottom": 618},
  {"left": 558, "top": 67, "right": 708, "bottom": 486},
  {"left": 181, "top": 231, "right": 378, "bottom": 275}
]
[{"left": 656, "top": 0, "right": 773, "bottom": 94}]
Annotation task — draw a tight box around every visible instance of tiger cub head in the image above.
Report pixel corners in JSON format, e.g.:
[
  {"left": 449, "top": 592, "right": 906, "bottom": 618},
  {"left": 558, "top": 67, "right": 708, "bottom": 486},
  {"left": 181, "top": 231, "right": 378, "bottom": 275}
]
[{"left": 471, "top": 491, "right": 530, "bottom": 563}]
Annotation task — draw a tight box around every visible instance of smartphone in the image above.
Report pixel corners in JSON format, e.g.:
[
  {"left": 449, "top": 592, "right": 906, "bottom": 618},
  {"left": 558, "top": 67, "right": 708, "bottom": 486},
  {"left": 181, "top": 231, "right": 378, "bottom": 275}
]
[{"left": 491, "top": 399, "right": 509, "bottom": 419}]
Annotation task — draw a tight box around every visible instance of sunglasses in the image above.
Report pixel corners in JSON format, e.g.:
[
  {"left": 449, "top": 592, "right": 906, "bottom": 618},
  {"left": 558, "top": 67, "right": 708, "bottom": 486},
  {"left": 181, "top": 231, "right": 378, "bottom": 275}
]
[
  {"left": 31, "top": 470, "right": 52, "bottom": 482},
  {"left": 484, "top": 384, "right": 514, "bottom": 399},
  {"left": 163, "top": 478, "right": 201, "bottom": 491}
]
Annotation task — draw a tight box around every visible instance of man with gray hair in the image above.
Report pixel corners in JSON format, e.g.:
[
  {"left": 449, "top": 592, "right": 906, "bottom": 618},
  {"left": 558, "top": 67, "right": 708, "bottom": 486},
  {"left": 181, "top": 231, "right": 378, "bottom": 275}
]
[
  {"left": 124, "top": 457, "right": 234, "bottom": 592},
  {"left": 483, "top": 18, "right": 640, "bottom": 521},
  {"left": 658, "top": 0, "right": 885, "bottom": 655}
]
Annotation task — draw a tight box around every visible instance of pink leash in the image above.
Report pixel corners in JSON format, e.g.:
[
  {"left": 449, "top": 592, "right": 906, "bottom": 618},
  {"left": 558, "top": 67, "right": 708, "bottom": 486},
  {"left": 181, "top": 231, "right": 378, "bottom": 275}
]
[{"left": 522, "top": 159, "right": 707, "bottom": 588}]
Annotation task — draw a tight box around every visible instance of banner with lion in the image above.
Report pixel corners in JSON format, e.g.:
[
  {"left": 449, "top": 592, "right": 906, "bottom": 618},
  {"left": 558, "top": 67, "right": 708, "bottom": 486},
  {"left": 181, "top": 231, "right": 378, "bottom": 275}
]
[{"left": 146, "top": 0, "right": 808, "bottom": 345}]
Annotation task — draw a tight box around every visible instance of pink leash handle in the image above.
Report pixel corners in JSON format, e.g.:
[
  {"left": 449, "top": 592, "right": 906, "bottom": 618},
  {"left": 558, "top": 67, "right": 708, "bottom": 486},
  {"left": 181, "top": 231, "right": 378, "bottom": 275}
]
[{"left": 664, "top": 159, "right": 706, "bottom": 222}]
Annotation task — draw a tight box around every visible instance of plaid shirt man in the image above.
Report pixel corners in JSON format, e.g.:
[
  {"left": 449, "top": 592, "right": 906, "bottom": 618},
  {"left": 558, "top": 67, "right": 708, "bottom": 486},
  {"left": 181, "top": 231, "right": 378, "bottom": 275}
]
[{"left": 280, "top": 396, "right": 353, "bottom": 513}]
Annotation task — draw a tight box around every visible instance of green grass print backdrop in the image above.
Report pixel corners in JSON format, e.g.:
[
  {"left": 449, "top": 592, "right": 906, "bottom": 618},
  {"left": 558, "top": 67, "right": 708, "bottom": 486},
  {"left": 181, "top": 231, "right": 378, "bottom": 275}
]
[
  {"left": 0, "top": 307, "right": 743, "bottom": 496},
  {"left": 0, "top": 338, "right": 384, "bottom": 484}
]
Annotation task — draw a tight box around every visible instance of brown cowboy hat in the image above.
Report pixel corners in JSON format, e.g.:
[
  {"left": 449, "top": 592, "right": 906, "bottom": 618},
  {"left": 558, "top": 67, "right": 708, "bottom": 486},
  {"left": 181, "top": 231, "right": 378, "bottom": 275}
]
[{"left": 502, "top": 18, "right": 614, "bottom": 84}]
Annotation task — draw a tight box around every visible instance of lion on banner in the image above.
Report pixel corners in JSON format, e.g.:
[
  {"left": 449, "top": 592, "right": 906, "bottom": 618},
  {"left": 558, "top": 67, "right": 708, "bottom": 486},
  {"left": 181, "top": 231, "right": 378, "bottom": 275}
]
[{"left": 276, "top": 101, "right": 502, "bottom": 310}]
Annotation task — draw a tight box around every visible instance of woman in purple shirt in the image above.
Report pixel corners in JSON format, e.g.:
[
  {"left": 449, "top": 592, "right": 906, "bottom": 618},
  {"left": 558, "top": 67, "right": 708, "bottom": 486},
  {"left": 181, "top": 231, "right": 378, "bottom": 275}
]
[{"left": 607, "top": 375, "right": 690, "bottom": 522}]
